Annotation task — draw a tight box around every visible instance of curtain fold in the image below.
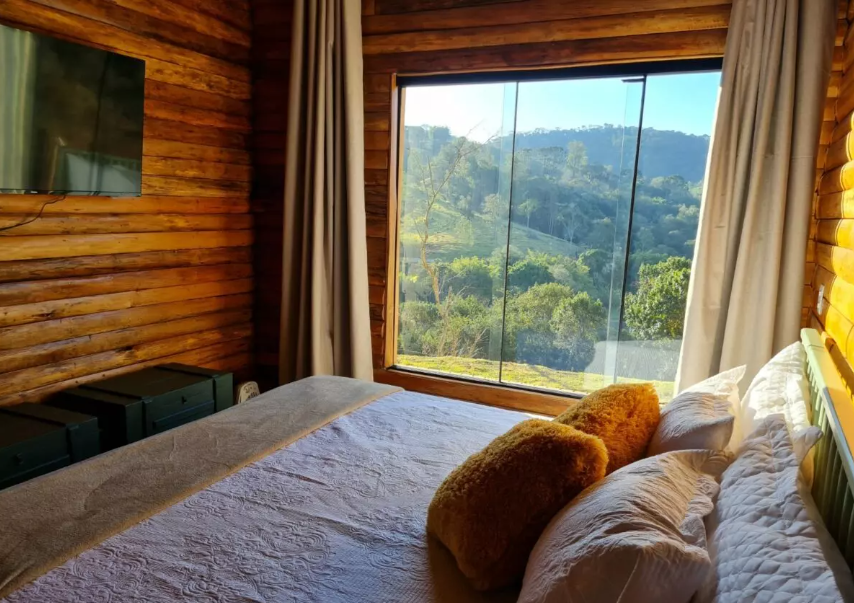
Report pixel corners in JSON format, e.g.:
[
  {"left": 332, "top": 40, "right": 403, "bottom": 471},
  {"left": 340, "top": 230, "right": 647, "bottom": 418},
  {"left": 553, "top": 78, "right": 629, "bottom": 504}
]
[
  {"left": 676, "top": 0, "right": 837, "bottom": 391},
  {"left": 279, "top": 0, "right": 373, "bottom": 383}
]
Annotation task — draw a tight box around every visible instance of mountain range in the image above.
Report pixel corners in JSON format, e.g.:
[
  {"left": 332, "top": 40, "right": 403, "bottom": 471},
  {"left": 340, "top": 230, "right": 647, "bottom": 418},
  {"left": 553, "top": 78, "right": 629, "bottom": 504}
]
[{"left": 513, "top": 125, "right": 711, "bottom": 183}]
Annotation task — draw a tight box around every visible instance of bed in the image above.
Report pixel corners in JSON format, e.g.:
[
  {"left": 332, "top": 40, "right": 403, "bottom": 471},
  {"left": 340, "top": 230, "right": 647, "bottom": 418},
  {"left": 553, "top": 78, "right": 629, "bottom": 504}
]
[{"left": 0, "top": 329, "right": 852, "bottom": 602}]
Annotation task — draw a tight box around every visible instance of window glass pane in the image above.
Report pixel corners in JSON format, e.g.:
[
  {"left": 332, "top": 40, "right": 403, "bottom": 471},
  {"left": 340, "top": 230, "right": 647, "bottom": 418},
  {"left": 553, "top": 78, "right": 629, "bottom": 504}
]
[
  {"left": 617, "top": 72, "right": 721, "bottom": 401},
  {"left": 396, "top": 83, "right": 517, "bottom": 381},
  {"left": 500, "top": 77, "right": 643, "bottom": 394},
  {"left": 392, "top": 66, "right": 720, "bottom": 401}
]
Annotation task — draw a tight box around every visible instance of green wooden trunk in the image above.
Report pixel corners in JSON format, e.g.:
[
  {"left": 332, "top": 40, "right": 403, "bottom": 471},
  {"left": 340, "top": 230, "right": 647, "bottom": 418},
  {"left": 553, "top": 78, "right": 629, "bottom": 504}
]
[
  {"left": 0, "top": 404, "right": 99, "bottom": 490},
  {"left": 47, "top": 364, "right": 234, "bottom": 451},
  {"left": 0, "top": 403, "right": 100, "bottom": 462}
]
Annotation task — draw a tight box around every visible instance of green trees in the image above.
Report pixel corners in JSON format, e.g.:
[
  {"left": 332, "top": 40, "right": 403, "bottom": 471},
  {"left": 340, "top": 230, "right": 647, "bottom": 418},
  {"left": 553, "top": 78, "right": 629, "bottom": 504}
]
[
  {"left": 398, "top": 301, "right": 439, "bottom": 356},
  {"left": 507, "top": 256, "right": 554, "bottom": 291},
  {"left": 552, "top": 292, "right": 605, "bottom": 370},
  {"left": 518, "top": 198, "right": 540, "bottom": 228},
  {"left": 397, "top": 124, "right": 702, "bottom": 383},
  {"left": 406, "top": 132, "right": 482, "bottom": 307},
  {"left": 504, "top": 283, "right": 604, "bottom": 371},
  {"left": 624, "top": 256, "right": 692, "bottom": 341},
  {"left": 565, "top": 140, "right": 589, "bottom": 183},
  {"left": 441, "top": 257, "right": 494, "bottom": 302}
]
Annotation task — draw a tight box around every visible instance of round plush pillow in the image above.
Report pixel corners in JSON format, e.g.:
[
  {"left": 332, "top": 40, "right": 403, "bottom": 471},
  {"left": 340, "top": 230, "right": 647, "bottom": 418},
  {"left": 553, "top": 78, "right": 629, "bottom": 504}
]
[
  {"left": 554, "top": 383, "right": 660, "bottom": 474},
  {"left": 427, "top": 419, "right": 608, "bottom": 591}
]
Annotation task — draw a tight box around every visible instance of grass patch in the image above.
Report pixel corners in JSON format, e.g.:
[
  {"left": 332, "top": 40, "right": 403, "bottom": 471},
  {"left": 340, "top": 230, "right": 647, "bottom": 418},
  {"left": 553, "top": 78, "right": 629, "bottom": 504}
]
[
  {"left": 397, "top": 354, "right": 675, "bottom": 403},
  {"left": 399, "top": 208, "right": 579, "bottom": 264}
]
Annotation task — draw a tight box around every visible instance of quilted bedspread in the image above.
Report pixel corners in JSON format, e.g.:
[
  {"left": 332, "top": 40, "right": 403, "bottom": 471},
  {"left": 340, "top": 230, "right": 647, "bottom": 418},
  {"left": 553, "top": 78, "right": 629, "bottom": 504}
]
[
  {"left": 694, "top": 416, "right": 854, "bottom": 603},
  {"left": 2, "top": 392, "right": 527, "bottom": 603}
]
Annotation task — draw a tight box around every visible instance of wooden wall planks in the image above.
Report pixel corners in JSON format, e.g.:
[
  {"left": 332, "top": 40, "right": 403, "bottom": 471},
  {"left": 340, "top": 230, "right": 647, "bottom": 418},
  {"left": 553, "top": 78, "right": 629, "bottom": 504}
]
[
  {"left": 250, "top": 0, "right": 292, "bottom": 391},
  {"left": 362, "top": 0, "right": 733, "bottom": 373},
  {"left": 0, "top": 0, "right": 254, "bottom": 405},
  {"left": 805, "top": 0, "right": 854, "bottom": 390}
]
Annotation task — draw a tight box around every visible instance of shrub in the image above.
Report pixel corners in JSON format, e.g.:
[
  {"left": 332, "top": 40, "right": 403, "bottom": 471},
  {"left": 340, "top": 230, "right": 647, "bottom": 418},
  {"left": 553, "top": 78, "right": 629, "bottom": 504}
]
[
  {"left": 624, "top": 256, "right": 692, "bottom": 341},
  {"left": 442, "top": 256, "right": 495, "bottom": 302}
]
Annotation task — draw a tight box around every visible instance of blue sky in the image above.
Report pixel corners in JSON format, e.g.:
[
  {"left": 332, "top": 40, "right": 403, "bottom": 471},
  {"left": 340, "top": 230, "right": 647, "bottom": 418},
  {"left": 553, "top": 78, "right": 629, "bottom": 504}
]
[{"left": 403, "top": 72, "right": 721, "bottom": 142}]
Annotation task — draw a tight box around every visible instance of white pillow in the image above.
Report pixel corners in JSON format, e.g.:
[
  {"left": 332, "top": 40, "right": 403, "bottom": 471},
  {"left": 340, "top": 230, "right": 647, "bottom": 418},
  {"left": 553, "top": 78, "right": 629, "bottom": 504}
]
[
  {"left": 734, "top": 343, "right": 812, "bottom": 453},
  {"left": 648, "top": 391, "right": 734, "bottom": 455},
  {"left": 674, "top": 366, "right": 745, "bottom": 453},
  {"left": 682, "top": 365, "right": 747, "bottom": 399},
  {"left": 695, "top": 416, "right": 854, "bottom": 603},
  {"left": 519, "top": 449, "right": 728, "bottom": 603}
]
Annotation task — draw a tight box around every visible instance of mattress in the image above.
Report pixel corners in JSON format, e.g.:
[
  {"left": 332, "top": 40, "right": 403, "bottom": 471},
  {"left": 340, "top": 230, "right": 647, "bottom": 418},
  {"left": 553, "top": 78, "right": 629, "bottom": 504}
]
[{"left": 2, "top": 391, "right": 528, "bottom": 603}]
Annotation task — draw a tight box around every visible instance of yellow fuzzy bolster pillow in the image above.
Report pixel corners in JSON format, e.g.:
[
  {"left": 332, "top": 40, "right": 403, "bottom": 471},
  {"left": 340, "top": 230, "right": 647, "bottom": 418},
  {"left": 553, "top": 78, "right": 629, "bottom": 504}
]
[
  {"left": 555, "top": 383, "right": 660, "bottom": 474},
  {"left": 427, "top": 419, "right": 608, "bottom": 591}
]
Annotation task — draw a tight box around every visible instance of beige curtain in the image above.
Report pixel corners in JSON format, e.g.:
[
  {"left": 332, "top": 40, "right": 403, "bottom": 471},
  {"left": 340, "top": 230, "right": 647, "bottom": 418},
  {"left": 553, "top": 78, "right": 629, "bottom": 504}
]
[
  {"left": 677, "top": 0, "right": 836, "bottom": 391},
  {"left": 279, "top": 0, "right": 373, "bottom": 383},
  {"left": 0, "top": 28, "right": 36, "bottom": 189}
]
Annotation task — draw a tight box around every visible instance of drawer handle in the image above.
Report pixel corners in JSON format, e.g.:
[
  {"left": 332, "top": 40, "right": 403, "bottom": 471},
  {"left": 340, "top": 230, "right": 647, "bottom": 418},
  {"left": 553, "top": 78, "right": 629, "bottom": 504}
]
[
  {"left": 13, "top": 454, "right": 24, "bottom": 466},
  {"left": 181, "top": 396, "right": 188, "bottom": 404}
]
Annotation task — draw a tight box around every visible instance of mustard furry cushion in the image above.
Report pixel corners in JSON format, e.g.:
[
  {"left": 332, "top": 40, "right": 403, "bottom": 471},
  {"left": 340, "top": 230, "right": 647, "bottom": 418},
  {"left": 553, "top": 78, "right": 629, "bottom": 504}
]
[
  {"left": 427, "top": 419, "right": 608, "bottom": 591},
  {"left": 555, "top": 383, "right": 660, "bottom": 474}
]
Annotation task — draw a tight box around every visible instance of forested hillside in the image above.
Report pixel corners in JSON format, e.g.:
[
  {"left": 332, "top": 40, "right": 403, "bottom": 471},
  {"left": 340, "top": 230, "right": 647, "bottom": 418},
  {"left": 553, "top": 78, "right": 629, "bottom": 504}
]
[
  {"left": 396, "top": 123, "right": 706, "bottom": 391},
  {"left": 514, "top": 125, "right": 711, "bottom": 182}
]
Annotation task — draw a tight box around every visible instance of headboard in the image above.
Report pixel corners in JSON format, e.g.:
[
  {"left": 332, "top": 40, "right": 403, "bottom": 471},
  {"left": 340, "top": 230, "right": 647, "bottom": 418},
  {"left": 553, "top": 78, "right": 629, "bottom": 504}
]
[{"left": 802, "top": 328, "right": 854, "bottom": 569}]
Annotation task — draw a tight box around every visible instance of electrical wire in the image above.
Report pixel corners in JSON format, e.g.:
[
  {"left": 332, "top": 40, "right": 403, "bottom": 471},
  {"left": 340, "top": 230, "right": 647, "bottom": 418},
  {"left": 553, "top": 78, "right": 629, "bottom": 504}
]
[
  {"left": 0, "top": 194, "right": 66, "bottom": 233},
  {"left": 0, "top": 41, "right": 112, "bottom": 232}
]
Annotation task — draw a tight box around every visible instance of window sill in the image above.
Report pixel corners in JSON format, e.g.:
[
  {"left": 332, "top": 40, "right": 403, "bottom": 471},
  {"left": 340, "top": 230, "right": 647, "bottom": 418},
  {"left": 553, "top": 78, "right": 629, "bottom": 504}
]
[{"left": 373, "top": 367, "right": 580, "bottom": 416}]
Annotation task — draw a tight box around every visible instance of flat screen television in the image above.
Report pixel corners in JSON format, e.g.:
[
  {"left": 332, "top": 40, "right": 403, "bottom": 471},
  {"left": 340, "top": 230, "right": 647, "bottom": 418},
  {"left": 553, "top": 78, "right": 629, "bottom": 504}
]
[{"left": 0, "top": 23, "right": 145, "bottom": 196}]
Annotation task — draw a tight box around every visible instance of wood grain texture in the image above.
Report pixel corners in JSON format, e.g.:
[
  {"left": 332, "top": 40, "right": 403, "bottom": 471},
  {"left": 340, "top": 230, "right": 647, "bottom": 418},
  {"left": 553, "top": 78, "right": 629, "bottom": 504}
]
[
  {"left": 805, "top": 0, "right": 854, "bottom": 388},
  {"left": 363, "top": 0, "right": 733, "bottom": 35},
  {"left": 359, "top": 0, "right": 732, "bottom": 389},
  {"left": 0, "top": 214, "right": 253, "bottom": 236},
  {"left": 0, "top": 328, "right": 252, "bottom": 406},
  {"left": 818, "top": 242, "right": 854, "bottom": 287},
  {"left": 363, "top": 6, "right": 731, "bottom": 55},
  {"left": 363, "top": 29, "right": 728, "bottom": 74},
  {"left": 0, "top": 0, "right": 254, "bottom": 404},
  {"left": 375, "top": 0, "right": 523, "bottom": 16},
  {"left": 374, "top": 368, "right": 571, "bottom": 416},
  {"left": 0, "top": 278, "right": 253, "bottom": 328},
  {"left": 817, "top": 190, "right": 854, "bottom": 219},
  {"left": 0, "top": 309, "right": 251, "bottom": 374},
  {"left": 0, "top": 264, "right": 252, "bottom": 307},
  {"left": 0, "top": 231, "right": 253, "bottom": 262},
  {"left": 0, "top": 340, "right": 252, "bottom": 406},
  {"left": 0, "top": 294, "right": 252, "bottom": 352},
  {"left": 0, "top": 196, "right": 251, "bottom": 215},
  {"left": 0, "top": 248, "right": 252, "bottom": 284}
]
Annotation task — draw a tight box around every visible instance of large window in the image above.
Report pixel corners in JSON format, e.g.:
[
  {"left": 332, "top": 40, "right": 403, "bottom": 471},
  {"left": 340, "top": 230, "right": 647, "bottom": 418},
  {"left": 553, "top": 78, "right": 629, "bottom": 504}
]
[{"left": 394, "top": 63, "right": 721, "bottom": 401}]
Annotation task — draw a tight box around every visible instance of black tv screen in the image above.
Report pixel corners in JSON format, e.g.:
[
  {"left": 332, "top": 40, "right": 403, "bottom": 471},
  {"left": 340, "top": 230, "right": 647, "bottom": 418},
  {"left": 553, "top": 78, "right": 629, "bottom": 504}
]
[{"left": 0, "top": 23, "right": 145, "bottom": 196}]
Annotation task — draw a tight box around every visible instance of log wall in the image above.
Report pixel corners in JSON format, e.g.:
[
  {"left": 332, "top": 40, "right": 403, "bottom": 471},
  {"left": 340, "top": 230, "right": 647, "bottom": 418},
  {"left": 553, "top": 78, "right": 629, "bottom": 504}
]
[
  {"left": 361, "top": 0, "right": 733, "bottom": 370},
  {"left": 0, "top": 0, "right": 254, "bottom": 405},
  {"left": 806, "top": 0, "right": 854, "bottom": 389}
]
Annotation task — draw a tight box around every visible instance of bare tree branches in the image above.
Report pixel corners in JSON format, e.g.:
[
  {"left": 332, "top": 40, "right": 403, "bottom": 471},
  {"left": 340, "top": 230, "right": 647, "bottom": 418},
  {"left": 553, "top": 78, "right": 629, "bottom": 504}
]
[{"left": 407, "top": 128, "right": 490, "bottom": 356}]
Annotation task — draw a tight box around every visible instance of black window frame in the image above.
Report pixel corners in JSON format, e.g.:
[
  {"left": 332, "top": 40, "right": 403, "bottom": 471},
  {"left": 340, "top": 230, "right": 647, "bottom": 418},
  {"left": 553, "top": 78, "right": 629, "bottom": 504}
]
[{"left": 391, "top": 57, "right": 724, "bottom": 399}]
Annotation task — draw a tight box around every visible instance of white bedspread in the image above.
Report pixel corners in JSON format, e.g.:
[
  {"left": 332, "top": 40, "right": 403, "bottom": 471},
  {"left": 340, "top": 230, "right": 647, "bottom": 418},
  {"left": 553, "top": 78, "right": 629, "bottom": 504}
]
[
  {"left": 3, "top": 392, "right": 527, "bottom": 603},
  {"left": 694, "top": 416, "right": 854, "bottom": 603}
]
